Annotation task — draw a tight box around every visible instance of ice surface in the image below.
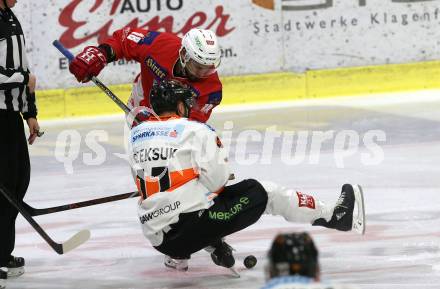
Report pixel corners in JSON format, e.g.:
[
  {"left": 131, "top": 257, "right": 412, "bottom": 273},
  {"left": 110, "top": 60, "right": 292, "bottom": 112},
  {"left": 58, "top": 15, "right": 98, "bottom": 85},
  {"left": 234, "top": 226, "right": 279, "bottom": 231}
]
[{"left": 8, "top": 91, "right": 440, "bottom": 289}]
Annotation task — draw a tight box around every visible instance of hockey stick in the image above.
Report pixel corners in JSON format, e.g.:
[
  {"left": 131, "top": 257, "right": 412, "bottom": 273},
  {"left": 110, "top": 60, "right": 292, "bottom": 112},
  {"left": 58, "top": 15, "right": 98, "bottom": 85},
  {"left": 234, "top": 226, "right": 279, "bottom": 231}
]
[
  {"left": 21, "top": 174, "right": 235, "bottom": 216},
  {"left": 23, "top": 174, "right": 235, "bottom": 216},
  {"left": 52, "top": 40, "right": 132, "bottom": 114},
  {"left": 22, "top": 191, "right": 139, "bottom": 216},
  {"left": 0, "top": 184, "right": 90, "bottom": 254}
]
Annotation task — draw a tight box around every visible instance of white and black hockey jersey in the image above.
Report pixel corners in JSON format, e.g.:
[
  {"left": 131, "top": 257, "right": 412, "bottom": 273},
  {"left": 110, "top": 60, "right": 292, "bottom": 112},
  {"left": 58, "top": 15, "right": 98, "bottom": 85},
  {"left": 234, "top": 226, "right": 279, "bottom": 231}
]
[
  {"left": 0, "top": 7, "right": 36, "bottom": 118},
  {"left": 128, "top": 115, "right": 230, "bottom": 246}
]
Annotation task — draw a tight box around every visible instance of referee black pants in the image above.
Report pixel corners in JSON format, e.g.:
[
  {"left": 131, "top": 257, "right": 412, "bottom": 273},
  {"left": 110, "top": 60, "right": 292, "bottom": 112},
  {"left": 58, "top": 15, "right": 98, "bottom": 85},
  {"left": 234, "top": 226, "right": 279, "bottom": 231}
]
[
  {"left": 0, "top": 110, "right": 30, "bottom": 266},
  {"left": 155, "top": 179, "right": 268, "bottom": 258}
]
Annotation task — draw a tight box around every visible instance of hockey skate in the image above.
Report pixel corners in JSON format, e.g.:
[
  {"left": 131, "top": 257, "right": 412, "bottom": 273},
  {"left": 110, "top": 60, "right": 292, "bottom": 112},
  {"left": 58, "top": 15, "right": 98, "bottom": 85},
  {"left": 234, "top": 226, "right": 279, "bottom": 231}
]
[
  {"left": 6, "top": 256, "right": 24, "bottom": 277},
  {"left": 0, "top": 267, "right": 6, "bottom": 289},
  {"left": 312, "top": 184, "right": 365, "bottom": 235},
  {"left": 164, "top": 256, "right": 189, "bottom": 271},
  {"left": 205, "top": 240, "right": 239, "bottom": 277}
]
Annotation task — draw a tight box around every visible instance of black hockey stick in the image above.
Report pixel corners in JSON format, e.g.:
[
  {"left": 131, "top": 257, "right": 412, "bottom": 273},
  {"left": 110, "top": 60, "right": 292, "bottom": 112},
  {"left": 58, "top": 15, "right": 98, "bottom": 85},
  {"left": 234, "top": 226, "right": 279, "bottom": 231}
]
[
  {"left": 22, "top": 191, "right": 139, "bottom": 216},
  {"left": 22, "top": 174, "right": 235, "bottom": 216},
  {"left": 0, "top": 184, "right": 90, "bottom": 255}
]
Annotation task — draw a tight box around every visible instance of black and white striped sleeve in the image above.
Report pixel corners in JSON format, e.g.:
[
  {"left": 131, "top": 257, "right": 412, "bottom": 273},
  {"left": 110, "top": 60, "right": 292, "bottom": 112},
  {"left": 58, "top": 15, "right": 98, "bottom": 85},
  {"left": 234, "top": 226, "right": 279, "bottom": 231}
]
[
  {"left": 0, "top": 10, "right": 37, "bottom": 118},
  {"left": 0, "top": 66, "right": 29, "bottom": 90}
]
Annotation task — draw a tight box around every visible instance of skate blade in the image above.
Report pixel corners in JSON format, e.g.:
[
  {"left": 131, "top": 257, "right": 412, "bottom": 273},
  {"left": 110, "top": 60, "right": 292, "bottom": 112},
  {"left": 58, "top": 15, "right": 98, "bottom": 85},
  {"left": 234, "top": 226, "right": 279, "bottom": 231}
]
[
  {"left": 229, "top": 267, "right": 240, "bottom": 278},
  {"left": 7, "top": 266, "right": 24, "bottom": 278},
  {"left": 164, "top": 262, "right": 189, "bottom": 272},
  {"left": 352, "top": 184, "right": 366, "bottom": 235}
]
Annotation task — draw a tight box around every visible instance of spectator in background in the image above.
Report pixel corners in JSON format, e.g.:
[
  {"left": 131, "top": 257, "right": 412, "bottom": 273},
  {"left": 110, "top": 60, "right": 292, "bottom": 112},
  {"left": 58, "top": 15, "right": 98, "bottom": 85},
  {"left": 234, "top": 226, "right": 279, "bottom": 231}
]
[{"left": 0, "top": 0, "right": 40, "bottom": 287}]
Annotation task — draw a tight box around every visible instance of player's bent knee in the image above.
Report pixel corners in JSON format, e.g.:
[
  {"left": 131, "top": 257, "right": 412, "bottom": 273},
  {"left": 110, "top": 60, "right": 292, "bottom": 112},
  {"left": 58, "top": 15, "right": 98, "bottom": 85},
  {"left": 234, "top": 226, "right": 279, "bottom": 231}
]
[{"left": 243, "top": 178, "right": 269, "bottom": 209}]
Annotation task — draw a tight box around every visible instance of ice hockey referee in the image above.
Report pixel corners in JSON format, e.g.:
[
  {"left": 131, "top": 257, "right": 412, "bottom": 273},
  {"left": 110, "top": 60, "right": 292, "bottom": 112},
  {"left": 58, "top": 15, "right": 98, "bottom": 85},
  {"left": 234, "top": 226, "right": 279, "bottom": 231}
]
[{"left": 0, "top": 0, "right": 41, "bottom": 288}]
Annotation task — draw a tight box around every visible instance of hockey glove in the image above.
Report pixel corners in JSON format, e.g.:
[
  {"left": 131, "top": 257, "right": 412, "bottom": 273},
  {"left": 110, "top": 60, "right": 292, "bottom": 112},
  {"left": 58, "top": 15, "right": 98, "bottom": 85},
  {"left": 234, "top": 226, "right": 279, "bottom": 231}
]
[{"left": 69, "top": 46, "right": 107, "bottom": 83}]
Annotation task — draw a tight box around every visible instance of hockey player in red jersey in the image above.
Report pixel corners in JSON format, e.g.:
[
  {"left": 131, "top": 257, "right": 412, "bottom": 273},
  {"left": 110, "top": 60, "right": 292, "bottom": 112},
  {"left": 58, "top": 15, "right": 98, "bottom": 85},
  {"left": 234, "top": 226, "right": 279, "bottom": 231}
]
[{"left": 69, "top": 28, "right": 222, "bottom": 123}]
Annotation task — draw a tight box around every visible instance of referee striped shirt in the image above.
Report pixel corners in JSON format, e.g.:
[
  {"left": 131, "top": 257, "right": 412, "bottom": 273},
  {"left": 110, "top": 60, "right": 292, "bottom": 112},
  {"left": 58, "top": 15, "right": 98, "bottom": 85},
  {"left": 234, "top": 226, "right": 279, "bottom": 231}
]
[{"left": 0, "top": 7, "right": 37, "bottom": 119}]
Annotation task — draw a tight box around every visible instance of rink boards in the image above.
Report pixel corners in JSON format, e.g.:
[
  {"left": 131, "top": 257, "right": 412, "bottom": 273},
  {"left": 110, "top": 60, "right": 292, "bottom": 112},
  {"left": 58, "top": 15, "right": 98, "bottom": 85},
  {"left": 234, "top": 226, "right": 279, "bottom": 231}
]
[{"left": 36, "top": 60, "right": 440, "bottom": 119}]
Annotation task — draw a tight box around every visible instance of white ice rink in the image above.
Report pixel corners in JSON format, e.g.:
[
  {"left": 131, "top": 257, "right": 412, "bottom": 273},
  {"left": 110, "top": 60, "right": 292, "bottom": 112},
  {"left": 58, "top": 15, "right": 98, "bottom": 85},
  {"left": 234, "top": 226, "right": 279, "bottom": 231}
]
[{"left": 8, "top": 91, "right": 440, "bottom": 289}]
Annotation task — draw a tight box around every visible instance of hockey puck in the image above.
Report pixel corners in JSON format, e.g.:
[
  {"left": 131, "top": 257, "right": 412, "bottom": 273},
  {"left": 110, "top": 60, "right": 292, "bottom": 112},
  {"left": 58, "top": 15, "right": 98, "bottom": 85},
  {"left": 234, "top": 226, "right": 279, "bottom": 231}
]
[{"left": 243, "top": 255, "right": 257, "bottom": 269}]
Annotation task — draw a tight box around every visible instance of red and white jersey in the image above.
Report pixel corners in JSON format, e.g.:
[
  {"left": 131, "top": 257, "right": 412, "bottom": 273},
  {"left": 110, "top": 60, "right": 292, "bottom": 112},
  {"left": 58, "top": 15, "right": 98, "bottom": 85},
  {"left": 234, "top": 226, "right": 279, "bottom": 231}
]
[
  {"left": 102, "top": 28, "right": 223, "bottom": 123},
  {"left": 129, "top": 115, "right": 230, "bottom": 246}
]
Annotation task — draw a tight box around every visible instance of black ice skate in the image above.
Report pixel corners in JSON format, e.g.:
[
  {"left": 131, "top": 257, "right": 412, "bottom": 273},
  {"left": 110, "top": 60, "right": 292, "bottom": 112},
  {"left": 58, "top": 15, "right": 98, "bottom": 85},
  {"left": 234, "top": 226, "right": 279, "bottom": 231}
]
[
  {"left": 0, "top": 267, "right": 6, "bottom": 289},
  {"left": 313, "top": 184, "right": 366, "bottom": 235},
  {"left": 6, "top": 256, "right": 25, "bottom": 277},
  {"left": 205, "top": 240, "right": 239, "bottom": 277}
]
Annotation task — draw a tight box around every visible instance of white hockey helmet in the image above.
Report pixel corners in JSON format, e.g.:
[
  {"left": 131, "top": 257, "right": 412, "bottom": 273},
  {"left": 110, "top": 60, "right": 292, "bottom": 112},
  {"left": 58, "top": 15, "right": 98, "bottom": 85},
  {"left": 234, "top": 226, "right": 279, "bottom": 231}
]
[{"left": 180, "top": 29, "right": 221, "bottom": 78}]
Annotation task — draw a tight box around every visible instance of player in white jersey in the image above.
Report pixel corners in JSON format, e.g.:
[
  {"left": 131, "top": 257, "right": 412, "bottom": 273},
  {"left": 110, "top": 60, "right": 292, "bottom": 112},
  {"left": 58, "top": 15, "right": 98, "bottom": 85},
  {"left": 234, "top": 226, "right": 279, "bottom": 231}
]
[{"left": 128, "top": 80, "right": 366, "bottom": 272}]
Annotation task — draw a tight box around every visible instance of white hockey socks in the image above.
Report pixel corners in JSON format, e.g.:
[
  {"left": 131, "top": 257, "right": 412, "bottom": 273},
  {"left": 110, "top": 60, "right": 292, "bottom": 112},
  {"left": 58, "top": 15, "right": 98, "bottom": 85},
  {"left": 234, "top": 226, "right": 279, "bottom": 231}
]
[{"left": 261, "top": 181, "right": 334, "bottom": 224}]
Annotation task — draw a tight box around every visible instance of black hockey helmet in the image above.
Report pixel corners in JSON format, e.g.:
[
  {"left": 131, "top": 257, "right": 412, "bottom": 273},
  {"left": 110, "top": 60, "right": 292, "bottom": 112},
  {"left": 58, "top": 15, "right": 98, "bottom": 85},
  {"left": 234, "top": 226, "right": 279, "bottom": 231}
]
[
  {"left": 267, "top": 232, "right": 319, "bottom": 279},
  {"left": 150, "top": 80, "right": 194, "bottom": 116}
]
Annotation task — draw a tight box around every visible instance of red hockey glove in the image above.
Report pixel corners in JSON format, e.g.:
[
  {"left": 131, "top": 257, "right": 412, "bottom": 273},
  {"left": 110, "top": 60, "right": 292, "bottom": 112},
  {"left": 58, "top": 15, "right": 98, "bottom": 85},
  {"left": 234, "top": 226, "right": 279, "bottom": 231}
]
[{"left": 69, "top": 46, "right": 107, "bottom": 83}]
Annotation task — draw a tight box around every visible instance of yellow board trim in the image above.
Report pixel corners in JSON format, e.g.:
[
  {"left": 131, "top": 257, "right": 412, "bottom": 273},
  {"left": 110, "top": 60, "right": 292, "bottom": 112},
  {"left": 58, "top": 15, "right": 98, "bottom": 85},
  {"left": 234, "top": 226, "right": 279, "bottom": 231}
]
[{"left": 37, "top": 60, "right": 440, "bottom": 120}]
